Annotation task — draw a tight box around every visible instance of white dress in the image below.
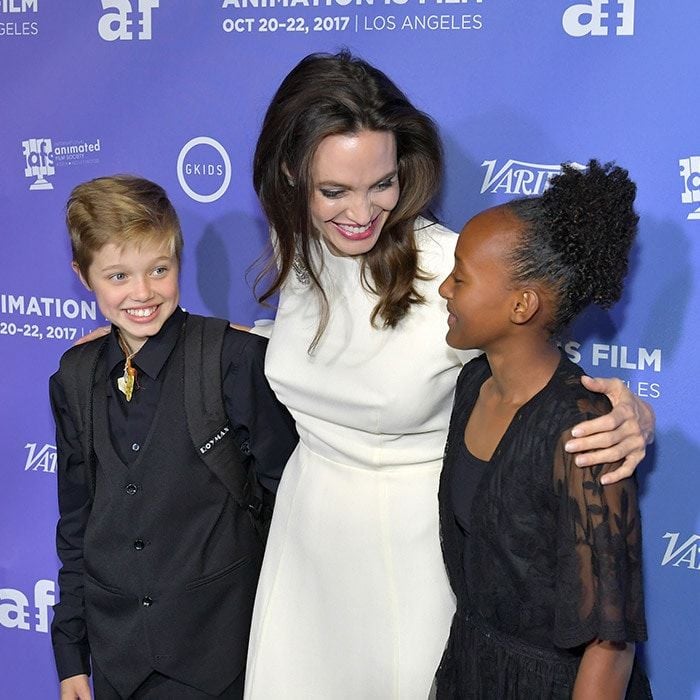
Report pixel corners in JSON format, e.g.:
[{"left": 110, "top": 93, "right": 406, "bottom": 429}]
[{"left": 245, "top": 222, "right": 476, "bottom": 699}]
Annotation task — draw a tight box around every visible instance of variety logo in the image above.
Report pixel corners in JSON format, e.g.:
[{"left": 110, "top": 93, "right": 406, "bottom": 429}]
[
  {"left": 22, "top": 138, "right": 54, "bottom": 190},
  {"left": 177, "top": 137, "right": 232, "bottom": 204},
  {"left": 24, "top": 443, "right": 57, "bottom": 473},
  {"left": 480, "top": 159, "right": 585, "bottom": 196},
  {"left": 0, "top": 579, "right": 55, "bottom": 633},
  {"left": 98, "top": 0, "right": 159, "bottom": 41},
  {"left": 661, "top": 532, "right": 700, "bottom": 571},
  {"left": 563, "top": 0, "right": 635, "bottom": 37},
  {"left": 679, "top": 156, "right": 700, "bottom": 220}
]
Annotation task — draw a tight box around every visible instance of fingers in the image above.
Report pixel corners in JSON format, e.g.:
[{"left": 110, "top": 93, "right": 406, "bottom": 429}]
[
  {"left": 568, "top": 402, "right": 635, "bottom": 442},
  {"left": 600, "top": 455, "right": 642, "bottom": 485},
  {"left": 580, "top": 374, "right": 627, "bottom": 402}
]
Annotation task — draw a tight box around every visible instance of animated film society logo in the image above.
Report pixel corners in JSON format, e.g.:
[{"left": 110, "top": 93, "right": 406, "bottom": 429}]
[
  {"left": 679, "top": 156, "right": 700, "bottom": 220},
  {"left": 177, "top": 137, "right": 232, "bottom": 204},
  {"left": 563, "top": 340, "right": 661, "bottom": 400},
  {"left": 24, "top": 442, "right": 56, "bottom": 474},
  {"left": 0, "top": 0, "right": 39, "bottom": 38},
  {"left": 98, "top": 0, "right": 159, "bottom": 40},
  {"left": 22, "top": 138, "right": 54, "bottom": 190},
  {"left": 480, "top": 160, "right": 585, "bottom": 197},
  {"left": 22, "top": 137, "right": 102, "bottom": 190},
  {"left": 661, "top": 532, "right": 700, "bottom": 572},
  {"left": 563, "top": 0, "right": 635, "bottom": 37},
  {"left": 0, "top": 579, "right": 54, "bottom": 633}
]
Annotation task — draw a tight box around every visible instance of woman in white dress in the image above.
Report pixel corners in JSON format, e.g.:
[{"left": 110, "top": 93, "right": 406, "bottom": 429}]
[{"left": 244, "top": 51, "right": 653, "bottom": 699}]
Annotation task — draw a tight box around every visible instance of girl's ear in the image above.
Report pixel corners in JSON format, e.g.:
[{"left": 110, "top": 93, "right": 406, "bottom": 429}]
[
  {"left": 510, "top": 288, "right": 540, "bottom": 325},
  {"left": 72, "top": 261, "right": 92, "bottom": 291}
]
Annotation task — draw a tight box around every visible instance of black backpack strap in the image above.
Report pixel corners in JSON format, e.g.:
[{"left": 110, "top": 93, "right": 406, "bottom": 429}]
[
  {"left": 57, "top": 336, "right": 109, "bottom": 497},
  {"left": 183, "top": 314, "right": 251, "bottom": 509}
]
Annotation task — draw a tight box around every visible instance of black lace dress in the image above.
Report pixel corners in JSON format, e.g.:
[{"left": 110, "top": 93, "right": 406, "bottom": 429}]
[{"left": 435, "top": 353, "right": 652, "bottom": 699}]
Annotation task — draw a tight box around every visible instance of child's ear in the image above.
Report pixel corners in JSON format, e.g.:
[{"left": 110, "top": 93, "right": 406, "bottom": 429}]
[
  {"left": 510, "top": 289, "right": 540, "bottom": 325},
  {"left": 72, "top": 262, "right": 92, "bottom": 291}
]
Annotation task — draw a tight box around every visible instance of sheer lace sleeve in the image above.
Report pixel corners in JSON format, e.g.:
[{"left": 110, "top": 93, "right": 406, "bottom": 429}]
[{"left": 552, "top": 396, "right": 647, "bottom": 649}]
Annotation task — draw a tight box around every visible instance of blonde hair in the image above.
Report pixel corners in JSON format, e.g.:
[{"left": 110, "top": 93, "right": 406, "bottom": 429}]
[{"left": 66, "top": 175, "right": 183, "bottom": 279}]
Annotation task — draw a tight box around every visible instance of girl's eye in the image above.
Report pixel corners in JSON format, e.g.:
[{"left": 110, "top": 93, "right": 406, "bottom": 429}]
[
  {"left": 152, "top": 266, "right": 168, "bottom": 276},
  {"left": 320, "top": 189, "right": 344, "bottom": 199},
  {"left": 110, "top": 273, "right": 127, "bottom": 282}
]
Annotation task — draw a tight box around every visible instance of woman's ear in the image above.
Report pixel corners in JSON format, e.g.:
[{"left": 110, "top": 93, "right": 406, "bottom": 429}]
[{"left": 510, "top": 289, "right": 540, "bottom": 325}]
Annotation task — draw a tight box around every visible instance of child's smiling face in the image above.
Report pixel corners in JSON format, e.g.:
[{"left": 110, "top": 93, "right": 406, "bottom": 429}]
[{"left": 75, "top": 238, "right": 180, "bottom": 353}]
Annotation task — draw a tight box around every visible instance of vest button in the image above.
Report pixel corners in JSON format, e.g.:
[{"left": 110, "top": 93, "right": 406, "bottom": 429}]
[
  {"left": 131, "top": 443, "right": 140, "bottom": 452},
  {"left": 142, "top": 596, "right": 153, "bottom": 607},
  {"left": 134, "top": 539, "right": 145, "bottom": 550},
  {"left": 240, "top": 440, "right": 251, "bottom": 455},
  {"left": 125, "top": 483, "right": 138, "bottom": 495}
]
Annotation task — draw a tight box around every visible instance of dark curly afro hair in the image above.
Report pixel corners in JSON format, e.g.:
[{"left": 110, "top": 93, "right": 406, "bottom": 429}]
[{"left": 505, "top": 159, "right": 638, "bottom": 334}]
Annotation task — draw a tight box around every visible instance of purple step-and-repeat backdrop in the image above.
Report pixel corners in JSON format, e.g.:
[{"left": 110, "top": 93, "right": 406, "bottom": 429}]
[{"left": 1, "top": 1, "right": 698, "bottom": 697}]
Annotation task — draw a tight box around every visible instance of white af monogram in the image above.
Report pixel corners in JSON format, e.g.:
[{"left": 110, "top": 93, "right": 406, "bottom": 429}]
[
  {"left": 98, "top": 0, "right": 160, "bottom": 41},
  {"left": 562, "top": 0, "right": 635, "bottom": 37}
]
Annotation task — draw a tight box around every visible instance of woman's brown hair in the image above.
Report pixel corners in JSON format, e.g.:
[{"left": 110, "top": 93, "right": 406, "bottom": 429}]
[{"left": 253, "top": 50, "right": 443, "bottom": 350}]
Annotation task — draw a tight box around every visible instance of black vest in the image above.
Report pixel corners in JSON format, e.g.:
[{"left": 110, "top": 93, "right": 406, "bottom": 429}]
[{"left": 82, "top": 325, "right": 263, "bottom": 697}]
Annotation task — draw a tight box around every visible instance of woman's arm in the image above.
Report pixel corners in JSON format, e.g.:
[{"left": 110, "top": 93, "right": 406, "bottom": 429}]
[
  {"left": 572, "top": 639, "right": 635, "bottom": 700},
  {"left": 565, "top": 376, "right": 655, "bottom": 484}
]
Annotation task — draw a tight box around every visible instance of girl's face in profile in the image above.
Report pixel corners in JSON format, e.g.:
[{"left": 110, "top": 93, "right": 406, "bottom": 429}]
[
  {"left": 308, "top": 129, "right": 400, "bottom": 257},
  {"left": 439, "top": 207, "right": 522, "bottom": 351}
]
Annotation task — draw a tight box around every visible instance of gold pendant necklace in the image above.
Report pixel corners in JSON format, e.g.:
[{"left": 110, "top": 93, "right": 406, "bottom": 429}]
[{"left": 116, "top": 333, "right": 137, "bottom": 401}]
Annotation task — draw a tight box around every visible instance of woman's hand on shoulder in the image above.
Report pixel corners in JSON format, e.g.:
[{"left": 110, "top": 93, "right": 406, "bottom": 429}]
[
  {"left": 565, "top": 375, "right": 655, "bottom": 484},
  {"left": 74, "top": 326, "right": 110, "bottom": 346}
]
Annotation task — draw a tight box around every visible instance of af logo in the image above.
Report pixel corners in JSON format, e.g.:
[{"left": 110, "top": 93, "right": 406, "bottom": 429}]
[
  {"left": 563, "top": 0, "right": 635, "bottom": 37},
  {"left": 661, "top": 532, "right": 700, "bottom": 571},
  {"left": 22, "top": 138, "right": 54, "bottom": 190},
  {"left": 24, "top": 443, "right": 57, "bottom": 473},
  {"left": 0, "top": 580, "right": 55, "bottom": 633},
  {"left": 679, "top": 156, "right": 700, "bottom": 220},
  {"left": 98, "top": 0, "right": 159, "bottom": 41}
]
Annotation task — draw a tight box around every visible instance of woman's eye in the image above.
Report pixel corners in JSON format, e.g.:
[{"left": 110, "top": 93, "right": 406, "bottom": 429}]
[
  {"left": 375, "top": 178, "right": 395, "bottom": 191},
  {"left": 320, "top": 189, "right": 344, "bottom": 199}
]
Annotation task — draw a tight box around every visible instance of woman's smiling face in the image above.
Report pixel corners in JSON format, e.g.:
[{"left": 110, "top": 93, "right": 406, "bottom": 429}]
[{"left": 308, "top": 130, "right": 400, "bottom": 257}]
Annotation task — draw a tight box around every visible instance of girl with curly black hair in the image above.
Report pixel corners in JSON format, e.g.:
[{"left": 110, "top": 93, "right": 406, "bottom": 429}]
[{"left": 436, "top": 161, "right": 652, "bottom": 698}]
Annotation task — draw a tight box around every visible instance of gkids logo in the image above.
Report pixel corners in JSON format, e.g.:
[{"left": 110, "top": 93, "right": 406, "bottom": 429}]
[
  {"left": 679, "top": 156, "right": 700, "bottom": 220},
  {"left": 24, "top": 442, "right": 57, "bottom": 473},
  {"left": 0, "top": 579, "right": 55, "bottom": 633},
  {"left": 480, "top": 160, "right": 585, "bottom": 196},
  {"left": 661, "top": 532, "right": 700, "bottom": 571},
  {"left": 98, "top": 0, "right": 159, "bottom": 41},
  {"left": 563, "top": 0, "right": 635, "bottom": 37},
  {"left": 22, "top": 138, "right": 54, "bottom": 190},
  {"left": 177, "top": 137, "right": 232, "bottom": 204}
]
